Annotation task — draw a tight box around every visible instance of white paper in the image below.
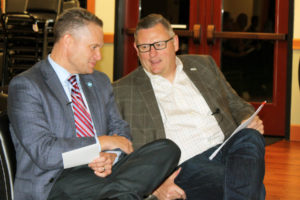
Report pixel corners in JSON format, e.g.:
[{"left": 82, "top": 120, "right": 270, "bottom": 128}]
[
  {"left": 209, "top": 101, "right": 266, "bottom": 160},
  {"left": 62, "top": 143, "right": 99, "bottom": 169}
]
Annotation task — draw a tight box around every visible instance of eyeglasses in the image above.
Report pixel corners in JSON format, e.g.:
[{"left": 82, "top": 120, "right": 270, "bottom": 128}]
[{"left": 136, "top": 37, "right": 174, "bottom": 53}]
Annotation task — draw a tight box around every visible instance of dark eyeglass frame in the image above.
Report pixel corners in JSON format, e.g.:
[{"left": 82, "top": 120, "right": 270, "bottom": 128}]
[{"left": 136, "top": 37, "right": 174, "bottom": 53}]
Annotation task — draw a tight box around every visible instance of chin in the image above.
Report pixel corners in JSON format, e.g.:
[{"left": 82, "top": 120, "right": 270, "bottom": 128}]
[
  {"left": 88, "top": 66, "right": 95, "bottom": 73},
  {"left": 84, "top": 68, "right": 94, "bottom": 74},
  {"left": 150, "top": 68, "right": 163, "bottom": 75}
]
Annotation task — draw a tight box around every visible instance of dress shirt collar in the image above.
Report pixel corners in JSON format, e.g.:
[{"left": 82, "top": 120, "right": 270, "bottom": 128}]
[{"left": 48, "top": 54, "right": 80, "bottom": 85}]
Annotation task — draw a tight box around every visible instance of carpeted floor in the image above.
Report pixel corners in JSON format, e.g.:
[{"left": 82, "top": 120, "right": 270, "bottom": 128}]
[{"left": 264, "top": 136, "right": 284, "bottom": 146}]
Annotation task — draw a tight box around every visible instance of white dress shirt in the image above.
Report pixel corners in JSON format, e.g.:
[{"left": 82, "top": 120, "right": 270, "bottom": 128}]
[{"left": 145, "top": 57, "right": 224, "bottom": 164}]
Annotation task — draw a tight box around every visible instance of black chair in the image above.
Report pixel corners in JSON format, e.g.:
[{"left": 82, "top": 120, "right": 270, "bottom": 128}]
[
  {"left": 63, "top": 0, "right": 80, "bottom": 11},
  {"left": 1, "top": 13, "right": 39, "bottom": 85},
  {"left": 0, "top": 93, "right": 7, "bottom": 112},
  {"left": 5, "top": 0, "right": 28, "bottom": 13},
  {"left": 26, "top": 0, "right": 62, "bottom": 61},
  {"left": 1, "top": 0, "right": 62, "bottom": 85},
  {"left": 0, "top": 1, "right": 5, "bottom": 86},
  {"left": 0, "top": 112, "right": 16, "bottom": 200},
  {"left": 27, "top": 0, "right": 62, "bottom": 20}
]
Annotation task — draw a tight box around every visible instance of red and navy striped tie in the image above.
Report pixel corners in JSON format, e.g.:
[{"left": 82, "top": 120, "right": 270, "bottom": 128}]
[{"left": 68, "top": 75, "right": 95, "bottom": 137}]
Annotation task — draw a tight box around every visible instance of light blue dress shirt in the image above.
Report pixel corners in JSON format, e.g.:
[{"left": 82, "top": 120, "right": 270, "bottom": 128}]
[{"left": 48, "top": 55, "right": 121, "bottom": 164}]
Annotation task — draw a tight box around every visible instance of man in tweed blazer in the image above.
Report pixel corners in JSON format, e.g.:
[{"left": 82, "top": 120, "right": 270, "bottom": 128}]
[
  {"left": 8, "top": 9, "right": 180, "bottom": 200},
  {"left": 113, "top": 14, "right": 265, "bottom": 200}
]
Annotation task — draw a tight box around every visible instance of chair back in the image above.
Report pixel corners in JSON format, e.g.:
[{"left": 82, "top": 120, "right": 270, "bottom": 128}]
[
  {"left": 0, "top": 93, "right": 7, "bottom": 112},
  {"left": 63, "top": 0, "right": 80, "bottom": 11},
  {"left": 0, "top": 112, "right": 15, "bottom": 200},
  {"left": 26, "top": 0, "right": 62, "bottom": 22},
  {"left": 27, "top": 0, "right": 62, "bottom": 14},
  {"left": 5, "top": 0, "right": 28, "bottom": 13}
]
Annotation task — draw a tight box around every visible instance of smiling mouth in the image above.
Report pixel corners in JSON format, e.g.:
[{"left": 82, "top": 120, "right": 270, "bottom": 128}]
[
  {"left": 89, "top": 61, "right": 96, "bottom": 67},
  {"left": 150, "top": 59, "right": 161, "bottom": 65}
]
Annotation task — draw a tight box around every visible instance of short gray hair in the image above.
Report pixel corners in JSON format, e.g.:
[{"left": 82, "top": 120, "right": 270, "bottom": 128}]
[{"left": 134, "top": 14, "right": 175, "bottom": 41}]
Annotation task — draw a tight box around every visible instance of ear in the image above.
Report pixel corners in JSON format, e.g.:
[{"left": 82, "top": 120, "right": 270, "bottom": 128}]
[
  {"left": 173, "top": 35, "right": 179, "bottom": 52},
  {"left": 62, "top": 33, "right": 74, "bottom": 48},
  {"left": 134, "top": 42, "right": 139, "bottom": 55}
]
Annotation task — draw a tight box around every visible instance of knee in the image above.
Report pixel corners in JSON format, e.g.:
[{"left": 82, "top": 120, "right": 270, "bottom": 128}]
[
  {"left": 230, "top": 129, "right": 265, "bottom": 157},
  {"left": 149, "top": 139, "right": 181, "bottom": 161},
  {"left": 157, "top": 139, "right": 181, "bottom": 156},
  {"left": 238, "top": 128, "right": 265, "bottom": 147}
]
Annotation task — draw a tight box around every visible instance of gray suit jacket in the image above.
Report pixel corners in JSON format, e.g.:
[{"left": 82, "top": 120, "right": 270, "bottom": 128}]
[
  {"left": 8, "top": 59, "right": 130, "bottom": 200},
  {"left": 113, "top": 55, "right": 254, "bottom": 150}
]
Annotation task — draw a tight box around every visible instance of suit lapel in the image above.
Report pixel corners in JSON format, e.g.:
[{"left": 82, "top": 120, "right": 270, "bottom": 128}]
[
  {"left": 40, "top": 60, "right": 76, "bottom": 133},
  {"left": 182, "top": 59, "right": 222, "bottom": 122},
  {"left": 135, "top": 68, "right": 166, "bottom": 137}
]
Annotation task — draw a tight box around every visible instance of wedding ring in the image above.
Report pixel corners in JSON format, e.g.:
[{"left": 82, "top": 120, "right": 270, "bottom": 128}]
[{"left": 102, "top": 167, "right": 105, "bottom": 172}]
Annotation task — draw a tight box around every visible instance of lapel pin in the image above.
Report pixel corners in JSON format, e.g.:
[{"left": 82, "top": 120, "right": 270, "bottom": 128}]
[
  {"left": 87, "top": 82, "right": 93, "bottom": 87},
  {"left": 190, "top": 67, "right": 197, "bottom": 71}
]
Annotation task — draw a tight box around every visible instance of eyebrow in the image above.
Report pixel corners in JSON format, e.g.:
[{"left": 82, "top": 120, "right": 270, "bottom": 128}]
[
  {"left": 137, "top": 39, "right": 169, "bottom": 45},
  {"left": 89, "top": 43, "right": 103, "bottom": 48}
]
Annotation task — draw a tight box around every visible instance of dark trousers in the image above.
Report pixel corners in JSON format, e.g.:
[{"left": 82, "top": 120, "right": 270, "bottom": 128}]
[
  {"left": 48, "top": 139, "right": 180, "bottom": 200},
  {"left": 175, "top": 129, "right": 265, "bottom": 200}
]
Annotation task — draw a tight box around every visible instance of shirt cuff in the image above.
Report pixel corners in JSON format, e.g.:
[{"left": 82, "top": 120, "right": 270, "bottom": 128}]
[
  {"left": 105, "top": 150, "right": 122, "bottom": 165},
  {"left": 95, "top": 136, "right": 121, "bottom": 165},
  {"left": 95, "top": 135, "right": 102, "bottom": 152}
]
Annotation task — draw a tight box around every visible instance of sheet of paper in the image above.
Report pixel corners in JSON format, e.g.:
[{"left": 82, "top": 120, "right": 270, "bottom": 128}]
[
  {"left": 209, "top": 101, "right": 266, "bottom": 160},
  {"left": 62, "top": 143, "right": 99, "bottom": 169}
]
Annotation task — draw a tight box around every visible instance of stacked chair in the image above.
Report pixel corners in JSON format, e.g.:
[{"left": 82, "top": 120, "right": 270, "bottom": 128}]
[
  {"left": 0, "top": 6, "right": 4, "bottom": 87},
  {"left": 1, "top": 0, "right": 62, "bottom": 86},
  {"left": 1, "top": 0, "right": 80, "bottom": 87},
  {"left": 63, "top": 0, "right": 80, "bottom": 11}
]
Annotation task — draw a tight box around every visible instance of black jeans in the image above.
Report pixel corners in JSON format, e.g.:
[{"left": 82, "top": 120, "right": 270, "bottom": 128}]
[{"left": 48, "top": 139, "right": 180, "bottom": 200}]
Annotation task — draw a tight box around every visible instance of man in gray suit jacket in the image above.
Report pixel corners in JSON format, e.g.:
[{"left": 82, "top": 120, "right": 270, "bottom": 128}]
[
  {"left": 8, "top": 9, "right": 180, "bottom": 200},
  {"left": 113, "top": 14, "right": 265, "bottom": 200}
]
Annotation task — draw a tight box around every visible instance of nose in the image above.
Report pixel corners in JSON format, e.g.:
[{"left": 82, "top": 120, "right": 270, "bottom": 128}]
[
  {"left": 95, "top": 48, "right": 102, "bottom": 61},
  {"left": 149, "top": 45, "right": 157, "bottom": 57}
]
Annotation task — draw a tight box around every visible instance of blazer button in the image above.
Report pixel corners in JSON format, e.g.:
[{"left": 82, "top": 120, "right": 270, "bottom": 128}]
[{"left": 49, "top": 178, "right": 54, "bottom": 183}]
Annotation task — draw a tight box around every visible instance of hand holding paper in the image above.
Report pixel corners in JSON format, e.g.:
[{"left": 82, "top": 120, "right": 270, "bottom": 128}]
[
  {"left": 243, "top": 115, "right": 264, "bottom": 134},
  {"left": 88, "top": 152, "right": 116, "bottom": 178},
  {"left": 209, "top": 101, "right": 266, "bottom": 160},
  {"left": 62, "top": 143, "right": 99, "bottom": 169}
]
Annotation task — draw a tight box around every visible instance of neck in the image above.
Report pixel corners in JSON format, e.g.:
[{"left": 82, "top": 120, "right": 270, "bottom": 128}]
[
  {"left": 50, "top": 45, "right": 73, "bottom": 74},
  {"left": 164, "top": 69, "right": 176, "bottom": 83}
]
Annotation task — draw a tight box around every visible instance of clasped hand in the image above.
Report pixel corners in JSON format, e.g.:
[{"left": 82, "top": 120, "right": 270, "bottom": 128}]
[
  {"left": 89, "top": 134, "right": 133, "bottom": 177},
  {"left": 98, "top": 134, "right": 133, "bottom": 154},
  {"left": 88, "top": 152, "right": 116, "bottom": 177}
]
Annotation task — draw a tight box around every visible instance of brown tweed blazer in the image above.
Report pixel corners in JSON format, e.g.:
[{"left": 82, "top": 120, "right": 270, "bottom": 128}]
[{"left": 113, "top": 55, "right": 254, "bottom": 149}]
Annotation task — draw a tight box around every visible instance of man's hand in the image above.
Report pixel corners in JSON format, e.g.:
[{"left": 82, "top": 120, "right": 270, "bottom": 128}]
[
  {"left": 153, "top": 168, "right": 186, "bottom": 200},
  {"left": 88, "top": 152, "right": 117, "bottom": 178},
  {"left": 243, "top": 116, "right": 264, "bottom": 134},
  {"left": 98, "top": 134, "right": 133, "bottom": 154}
]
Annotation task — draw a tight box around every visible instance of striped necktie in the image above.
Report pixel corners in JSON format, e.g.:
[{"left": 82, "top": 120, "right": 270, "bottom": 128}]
[{"left": 68, "top": 75, "right": 95, "bottom": 137}]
